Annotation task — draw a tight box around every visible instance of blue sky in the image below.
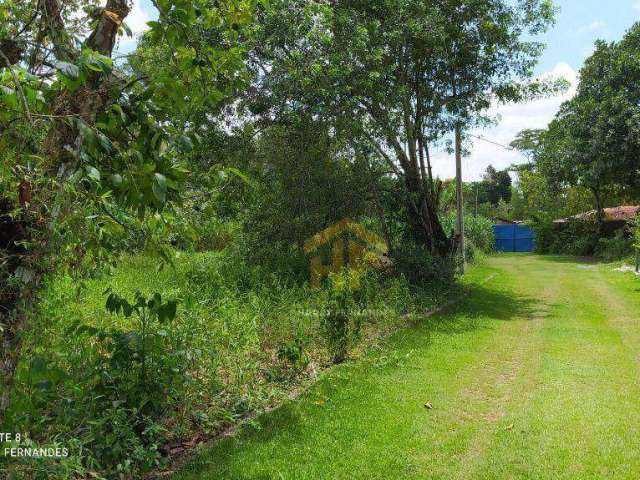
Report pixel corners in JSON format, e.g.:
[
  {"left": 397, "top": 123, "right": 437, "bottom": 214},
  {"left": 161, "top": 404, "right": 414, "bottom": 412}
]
[
  {"left": 535, "top": 0, "right": 637, "bottom": 74},
  {"left": 120, "top": 1, "right": 638, "bottom": 181},
  {"left": 440, "top": 0, "right": 640, "bottom": 181}
]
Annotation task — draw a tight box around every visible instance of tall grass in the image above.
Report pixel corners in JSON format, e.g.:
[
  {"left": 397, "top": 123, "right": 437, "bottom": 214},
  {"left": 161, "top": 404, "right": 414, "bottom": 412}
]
[{"left": 4, "top": 247, "right": 457, "bottom": 479}]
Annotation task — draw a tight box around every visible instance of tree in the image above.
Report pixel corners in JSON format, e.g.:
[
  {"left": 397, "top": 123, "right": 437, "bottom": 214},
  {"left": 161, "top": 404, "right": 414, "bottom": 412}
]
[
  {"left": 241, "top": 120, "right": 373, "bottom": 265},
  {"left": 248, "top": 0, "right": 556, "bottom": 257},
  {"left": 517, "top": 24, "right": 640, "bottom": 227},
  {"left": 510, "top": 128, "right": 545, "bottom": 162},
  {"left": 480, "top": 165, "right": 512, "bottom": 205},
  {"left": 0, "top": 0, "right": 256, "bottom": 417}
]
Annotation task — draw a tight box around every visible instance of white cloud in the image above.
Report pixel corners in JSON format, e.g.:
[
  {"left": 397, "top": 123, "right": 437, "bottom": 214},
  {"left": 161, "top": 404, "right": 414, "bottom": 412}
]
[
  {"left": 430, "top": 62, "right": 579, "bottom": 182},
  {"left": 116, "top": 1, "right": 158, "bottom": 53},
  {"left": 635, "top": 1, "right": 640, "bottom": 12}
]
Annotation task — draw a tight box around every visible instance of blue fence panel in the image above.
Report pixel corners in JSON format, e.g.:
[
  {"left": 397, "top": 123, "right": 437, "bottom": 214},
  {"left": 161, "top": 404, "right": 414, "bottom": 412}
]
[
  {"left": 514, "top": 225, "right": 535, "bottom": 252},
  {"left": 493, "top": 224, "right": 535, "bottom": 252},
  {"left": 493, "top": 224, "right": 515, "bottom": 252}
]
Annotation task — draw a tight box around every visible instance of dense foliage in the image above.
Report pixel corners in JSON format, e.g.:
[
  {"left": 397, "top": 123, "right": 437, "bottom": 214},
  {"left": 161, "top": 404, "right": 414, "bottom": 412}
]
[
  {"left": 511, "top": 23, "right": 640, "bottom": 227},
  {"left": 0, "top": 0, "right": 559, "bottom": 478},
  {"left": 6, "top": 249, "right": 456, "bottom": 478}
]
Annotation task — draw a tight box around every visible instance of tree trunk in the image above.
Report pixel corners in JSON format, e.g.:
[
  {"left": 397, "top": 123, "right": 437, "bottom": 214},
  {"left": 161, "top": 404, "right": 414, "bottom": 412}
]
[
  {"left": 0, "top": 195, "right": 32, "bottom": 417},
  {"left": 593, "top": 187, "right": 604, "bottom": 233},
  {"left": 401, "top": 162, "right": 451, "bottom": 257},
  {"left": 0, "top": 0, "right": 131, "bottom": 421}
]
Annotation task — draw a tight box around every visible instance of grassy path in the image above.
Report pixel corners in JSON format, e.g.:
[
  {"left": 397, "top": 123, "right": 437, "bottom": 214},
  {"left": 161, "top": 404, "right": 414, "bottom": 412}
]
[{"left": 174, "top": 254, "right": 640, "bottom": 479}]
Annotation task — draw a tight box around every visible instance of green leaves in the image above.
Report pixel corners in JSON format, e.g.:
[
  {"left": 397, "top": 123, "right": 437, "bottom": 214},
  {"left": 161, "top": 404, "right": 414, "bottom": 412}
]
[
  {"left": 56, "top": 61, "right": 80, "bottom": 80},
  {"left": 81, "top": 50, "right": 113, "bottom": 75},
  {"left": 105, "top": 289, "right": 135, "bottom": 317},
  {"left": 177, "top": 134, "right": 194, "bottom": 152},
  {"left": 109, "top": 173, "right": 123, "bottom": 187},
  {"left": 0, "top": 65, "right": 48, "bottom": 121},
  {"left": 104, "top": 288, "right": 179, "bottom": 323},
  {"left": 157, "top": 300, "right": 178, "bottom": 323},
  {"left": 54, "top": 50, "right": 113, "bottom": 91},
  {"left": 152, "top": 173, "right": 168, "bottom": 203},
  {"left": 86, "top": 166, "right": 101, "bottom": 182}
]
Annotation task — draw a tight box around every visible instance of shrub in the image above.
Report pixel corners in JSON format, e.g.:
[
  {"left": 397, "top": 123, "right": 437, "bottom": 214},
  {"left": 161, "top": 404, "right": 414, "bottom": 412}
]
[
  {"left": 322, "top": 268, "right": 365, "bottom": 364},
  {"left": 464, "top": 240, "right": 477, "bottom": 263},
  {"left": 595, "top": 229, "right": 634, "bottom": 262},
  {"left": 277, "top": 333, "right": 310, "bottom": 375},
  {"left": 69, "top": 291, "right": 185, "bottom": 477},
  {"left": 531, "top": 216, "right": 599, "bottom": 256},
  {"left": 98, "top": 290, "right": 183, "bottom": 411},
  {"left": 529, "top": 215, "right": 556, "bottom": 254},
  {"left": 531, "top": 215, "right": 635, "bottom": 259},
  {"left": 6, "top": 290, "right": 187, "bottom": 479},
  {"left": 391, "top": 243, "right": 456, "bottom": 287},
  {"left": 442, "top": 213, "right": 495, "bottom": 254}
]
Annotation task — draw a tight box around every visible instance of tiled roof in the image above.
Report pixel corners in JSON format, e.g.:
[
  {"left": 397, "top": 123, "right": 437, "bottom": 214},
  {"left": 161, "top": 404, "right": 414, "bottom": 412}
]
[{"left": 554, "top": 206, "right": 640, "bottom": 223}]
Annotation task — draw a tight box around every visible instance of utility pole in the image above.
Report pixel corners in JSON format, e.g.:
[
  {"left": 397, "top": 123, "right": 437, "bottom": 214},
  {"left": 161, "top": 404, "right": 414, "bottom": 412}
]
[
  {"left": 474, "top": 184, "right": 478, "bottom": 218},
  {"left": 455, "top": 122, "right": 465, "bottom": 274}
]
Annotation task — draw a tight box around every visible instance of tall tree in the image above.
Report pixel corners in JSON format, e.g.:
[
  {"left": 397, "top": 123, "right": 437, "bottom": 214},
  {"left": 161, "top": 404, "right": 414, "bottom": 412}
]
[
  {"left": 0, "top": 0, "right": 255, "bottom": 418},
  {"left": 482, "top": 165, "right": 513, "bottom": 205},
  {"left": 520, "top": 24, "right": 640, "bottom": 226},
  {"left": 247, "top": 0, "right": 555, "bottom": 256}
]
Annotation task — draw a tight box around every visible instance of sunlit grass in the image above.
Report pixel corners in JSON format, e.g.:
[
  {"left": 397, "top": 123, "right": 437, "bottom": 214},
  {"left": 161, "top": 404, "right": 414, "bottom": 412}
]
[{"left": 174, "top": 254, "right": 640, "bottom": 480}]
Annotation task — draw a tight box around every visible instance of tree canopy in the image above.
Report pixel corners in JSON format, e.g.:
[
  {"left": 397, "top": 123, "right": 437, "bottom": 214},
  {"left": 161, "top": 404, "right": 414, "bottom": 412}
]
[
  {"left": 247, "top": 0, "right": 556, "bottom": 255},
  {"left": 513, "top": 22, "right": 640, "bottom": 223}
]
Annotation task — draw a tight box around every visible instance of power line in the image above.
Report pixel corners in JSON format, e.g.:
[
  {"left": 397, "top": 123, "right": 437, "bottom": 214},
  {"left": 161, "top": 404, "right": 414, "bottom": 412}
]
[{"left": 468, "top": 134, "right": 515, "bottom": 152}]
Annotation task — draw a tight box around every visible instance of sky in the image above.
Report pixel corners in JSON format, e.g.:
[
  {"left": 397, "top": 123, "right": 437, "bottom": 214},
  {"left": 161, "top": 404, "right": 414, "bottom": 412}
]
[{"left": 118, "top": 1, "right": 639, "bottom": 181}]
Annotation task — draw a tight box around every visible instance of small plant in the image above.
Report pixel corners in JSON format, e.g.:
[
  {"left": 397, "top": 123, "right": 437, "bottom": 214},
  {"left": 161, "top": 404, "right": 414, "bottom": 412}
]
[
  {"left": 322, "top": 268, "right": 364, "bottom": 364},
  {"left": 277, "top": 334, "right": 310, "bottom": 374},
  {"left": 101, "top": 289, "right": 181, "bottom": 402}
]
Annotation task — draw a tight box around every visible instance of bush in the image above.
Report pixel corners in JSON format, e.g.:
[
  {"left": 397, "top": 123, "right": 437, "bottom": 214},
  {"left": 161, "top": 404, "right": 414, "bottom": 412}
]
[
  {"left": 391, "top": 243, "right": 456, "bottom": 287},
  {"left": 595, "top": 230, "right": 634, "bottom": 262},
  {"left": 7, "top": 248, "right": 454, "bottom": 479},
  {"left": 531, "top": 216, "right": 599, "bottom": 255},
  {"left": 529, "top": 215, "right": 557, "bottom": 254},
  {"left": 531, "top": 215, "right": 634, "bottom": 259},
  {"left": 442, "top": 213, "right": 495, "bottom": 254}
]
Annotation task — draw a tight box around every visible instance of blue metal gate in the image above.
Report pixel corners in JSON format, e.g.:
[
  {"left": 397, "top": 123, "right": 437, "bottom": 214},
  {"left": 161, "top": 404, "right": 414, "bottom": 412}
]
[{"left": 493, "top": 224, "right": 535, "bottom": 252}]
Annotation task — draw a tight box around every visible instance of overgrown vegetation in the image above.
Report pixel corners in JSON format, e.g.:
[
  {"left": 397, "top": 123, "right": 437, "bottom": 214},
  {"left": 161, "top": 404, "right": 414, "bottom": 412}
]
[
  {"left": 0, "top": 0, "right": 576, "bottom": 478},
  {"left": 531, "top": 217, "right": 635, "bottom": 261},
  {"left": 5, "top": 248, "right": 460, "bottom": 478}
]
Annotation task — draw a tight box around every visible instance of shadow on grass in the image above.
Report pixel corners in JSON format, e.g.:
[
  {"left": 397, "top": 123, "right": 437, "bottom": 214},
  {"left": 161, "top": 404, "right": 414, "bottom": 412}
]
[
  {"left": 415, "top": 282, "right": 541, "bottom": 335},
  {"left": 173, "top": 278, "right": 543, "bottom": 480}
]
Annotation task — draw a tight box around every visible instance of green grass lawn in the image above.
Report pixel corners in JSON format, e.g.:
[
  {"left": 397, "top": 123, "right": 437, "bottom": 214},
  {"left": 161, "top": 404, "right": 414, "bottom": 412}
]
[{"left": 173, "top": 254, "right": 640, "bottom": 480}]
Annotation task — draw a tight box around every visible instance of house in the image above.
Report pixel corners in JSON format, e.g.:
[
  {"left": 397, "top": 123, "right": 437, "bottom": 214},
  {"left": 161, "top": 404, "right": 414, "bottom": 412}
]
[
  {"left": 494, "top": 217, "right": 525, "bottom": 225},
  {"left": 554, "top": 206, "right": 640, "bottom": 224}
]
